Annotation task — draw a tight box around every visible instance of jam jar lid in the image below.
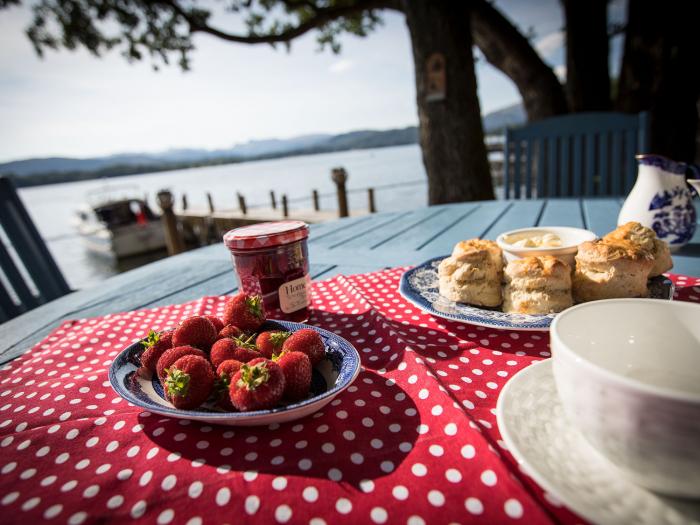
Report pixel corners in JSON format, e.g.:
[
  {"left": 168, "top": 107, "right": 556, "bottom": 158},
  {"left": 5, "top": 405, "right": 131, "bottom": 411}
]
[{"left": 224, "top": 220, "right": 309, "bottom": 251}]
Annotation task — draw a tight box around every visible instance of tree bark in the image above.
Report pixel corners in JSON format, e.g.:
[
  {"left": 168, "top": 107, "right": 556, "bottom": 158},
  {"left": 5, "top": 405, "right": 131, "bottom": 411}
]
[
  {"left": 403, "top": 0, "right": 494, "bottom": 204},
  {"left": 561, "top": 0, "right": 611, "bottom": 112},
  {"left": 617, "top": 0, "right": 700, "bottom": 162},
  {"left": 471, "top": 0, "right": 568, "bottom": 121}
]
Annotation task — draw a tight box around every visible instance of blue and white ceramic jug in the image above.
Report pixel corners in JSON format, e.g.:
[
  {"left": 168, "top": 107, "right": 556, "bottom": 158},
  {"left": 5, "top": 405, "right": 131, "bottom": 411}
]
[{"left": 618, "top": 154, "right": 697, "bottom": 251}]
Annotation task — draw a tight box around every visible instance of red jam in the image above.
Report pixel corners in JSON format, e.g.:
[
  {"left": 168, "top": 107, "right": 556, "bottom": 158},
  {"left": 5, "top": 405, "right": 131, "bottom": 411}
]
[{"left": 224, "top": 221, "right": 311, "bottom": 322}]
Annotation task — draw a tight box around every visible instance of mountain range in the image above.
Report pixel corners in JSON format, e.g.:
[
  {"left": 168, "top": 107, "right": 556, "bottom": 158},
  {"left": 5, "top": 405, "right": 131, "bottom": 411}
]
[{"left": 1, "top": 103, "right": 525, "bottom": 186}]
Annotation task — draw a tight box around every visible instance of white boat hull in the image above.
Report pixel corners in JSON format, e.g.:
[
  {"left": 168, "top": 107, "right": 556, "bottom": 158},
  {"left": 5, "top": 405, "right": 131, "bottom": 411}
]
[{"left": 78, "top": 222, "right": 166, "bottom": 258}]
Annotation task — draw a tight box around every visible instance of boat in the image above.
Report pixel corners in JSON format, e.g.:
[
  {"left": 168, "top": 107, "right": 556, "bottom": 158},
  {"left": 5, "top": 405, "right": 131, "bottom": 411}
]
[{"left": 73, "top": 186, "right": 166, "bottom": 258}]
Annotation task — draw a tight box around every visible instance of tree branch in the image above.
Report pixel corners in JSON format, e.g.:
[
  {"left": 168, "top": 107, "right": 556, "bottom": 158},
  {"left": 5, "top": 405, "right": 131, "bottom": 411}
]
[{"left": 162, "top": 0, "right": 396, "bottom": 45}]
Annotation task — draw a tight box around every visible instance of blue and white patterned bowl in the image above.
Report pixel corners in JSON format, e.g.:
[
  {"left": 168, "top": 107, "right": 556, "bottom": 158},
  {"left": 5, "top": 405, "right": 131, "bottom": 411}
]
[
  {"left": 109, "top": 320, "right": 361, "bottom": 426},
  {"left": 399, "top": 257, "right": 674, "bottom": 332}
]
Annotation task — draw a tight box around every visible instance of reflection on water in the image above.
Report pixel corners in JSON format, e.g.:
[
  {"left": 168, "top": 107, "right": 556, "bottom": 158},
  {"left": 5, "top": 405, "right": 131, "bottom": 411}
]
[{"left": 19, "top": 145, "right": 428, "bottom": 289}]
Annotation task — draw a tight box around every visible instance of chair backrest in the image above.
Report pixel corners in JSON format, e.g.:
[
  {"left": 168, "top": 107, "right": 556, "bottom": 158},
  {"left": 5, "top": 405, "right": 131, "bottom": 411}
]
[
  {"left": 503, "top": 111, "right": 649, "bottom": 199},
  {"left": 0, "top": 176, "right": 71, "bottom": 322}
]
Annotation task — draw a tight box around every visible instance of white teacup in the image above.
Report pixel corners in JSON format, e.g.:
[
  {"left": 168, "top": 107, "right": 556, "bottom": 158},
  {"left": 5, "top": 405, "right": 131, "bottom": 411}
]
[{"left": 550, "top": 299, "right": 700, "bottom": 498}]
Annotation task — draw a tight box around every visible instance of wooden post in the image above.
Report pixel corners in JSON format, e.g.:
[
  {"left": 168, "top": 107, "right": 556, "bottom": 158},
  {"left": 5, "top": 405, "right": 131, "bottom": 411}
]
[
  {"left": 331, "top": 167, "right": 349, "bottom": 218},
  {"left": 282, "top": 195, "right": 289, "bottom": 218},
  {"left": 181, "top": 194, "right": 188, "bottom": 210},
  {"left": 206, "top": 192, "right": 215, "bottom": 213},
  {"left": 312, "top": 189, "right": 320, "bottom": 211},
  {"left": 270, "top": 190, "right": 277, "bottom": 210},
  {"left": 368, "top": 187, "right": 376, "bottom": 213},
  {"left": 157, "top": 190, "right": 185, "bottom": 256},
  {"left": 237, "top": 193, "right": 247, "bottom": 215}
]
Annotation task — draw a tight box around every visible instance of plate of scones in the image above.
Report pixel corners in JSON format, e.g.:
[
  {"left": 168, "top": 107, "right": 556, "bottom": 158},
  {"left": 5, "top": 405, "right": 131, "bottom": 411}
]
[{"left": 399, "top": 222, "right": 675, "bottom": 331}]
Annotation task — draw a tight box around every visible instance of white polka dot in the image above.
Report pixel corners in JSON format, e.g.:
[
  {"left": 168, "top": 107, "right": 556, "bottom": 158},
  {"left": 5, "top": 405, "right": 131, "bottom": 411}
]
[
  {"left": 130, "top": 500, "right": 147, "bottom": 518},
  {"left": 186, "top": 517, "right": 203, "bottom": 525},
  {"left": 2, "top": 491, "right": 19, "bottom": 505},
  {"left": 298, "top": 458, "right": 312, "bottom": 470},
  {"left": 429, "top": 445, "right": 444, "bottom": 457},
  {"left": 216, "top": 487, "right": 230, "bottom": 506},
  {"left": 22, "top": 496, "right": 41, "bottom": 511},
  {"left": 328, "top": 468, "right": 342, "bottom": 481},
  {"left": 161, "top": 474, "right": 177, "bottom": 491},
  {"left": 272, "top": 476, "right": 287, "bottom": 490},
  {"left": 244, "top": 495, "right": 260, "bottom": 515},
  {"left": 411, "top": 463, "right": 427, "bottom": 476},
  {"left": 466, "top": 497, "right": 484, "bottom": 514},
  {"left": 82, "top": 484, "right": 100, "bottom": 498},
  {"left": 407, "top": 516, "right": 425, "bottom": 525},
  {"left": 444, "top": 423, "right": 457, "bottom": 435},
  {"left": 461, "top": 444, "right": 476, "bottom": 459},
  {"left": 107, "top": 495, "right": 124, "bottom": 509},
  {"left": 428, "top": 490, "right": 445, "bottom": 507},
  {"left": 44, "top": 503, "right": 63, "bottom": 518},
  {"left": 117, "top": 469, "right": 132, "bottom": 480},
  {"left": 139, "top": 470, "right": 153, "bottom": 486},
  {"left": 1, "top": 462, "right": 16, "bottom": 474},
  {"left": 157, "top": 509, "right": 174, "bottom": 524},
  {"left": 380, "top": 461, "right": 394, "bottom": 473},
  {"left": 188, "top": 481, "right": 203, "bottom": 499},
  {"left": 504, "top": 498, "right": 524, "bottom": 518},
  {"left": 370, "top": 507, "right": 388, "bottom": 523},
  {"left": 275, "top": 504, "right": 292, "bottom": 523},
  {"left": 68, "top": 511, "right": 87, "bottom": 524},
  {"left": 335, "top": 498, "right": 352, "bottom": 514},
  {"left": 481, "top": 469, "right": 497, "bottom": 486},
  {"left": 446, "top": 468, "right": 462, "bottom": 483},
  {"left": 303, "top": 486, "right": 319, "bottom": 502}
]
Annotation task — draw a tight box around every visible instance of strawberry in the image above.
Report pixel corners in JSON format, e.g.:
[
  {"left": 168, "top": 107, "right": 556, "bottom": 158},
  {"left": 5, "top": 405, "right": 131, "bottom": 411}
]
[
  {"left": 217, "top": 324, "right": 242, "bottom": 340},
  {"left": 140, "top": 329, "right": 174, "bottom": 374},
  {"left": 274, "top": 351, "right": 312, "bottom": 401},
  {"left": 164, "top": 355, "right": 215, "bottom": 409},
  {"left": 156, "top": 345, "right": 206, "bottom": 383},
  {"left": 172, "top": 316, "right": 218, "bottom": 351},
  {"left": 282, "top": 329, "right": 325, "bottom": 366},
  {"left": 222, "top": 293, "right": 265, "bottom": 332},
  {"left": 256, "top": 331, "right": 291, "bottom": 359},
  {"left": 204, "top": 315, "right": 225, "bottom": 332},
  {"left": 211, "top": 334, "right": 262, "bottom": 366},
  {"left": 229, "top": 358, "right": 285, "bottom": 411},
  {"left": 214, "top": 360, "right": 243, "bottom": 410}
]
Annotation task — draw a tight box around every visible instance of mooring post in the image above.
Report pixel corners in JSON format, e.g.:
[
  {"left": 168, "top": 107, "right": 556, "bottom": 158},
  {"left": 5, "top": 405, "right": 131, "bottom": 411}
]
[
  {"left": 157, "top": 190, "right": 185, "bottom": 256},
  {"left": 331, "top": 167, "right": 349, "bottom": 218},
  {"left": 312, "top": 189, "right": 320, "bottom": 212},
  {"left": 181, "top": 194, "right": 188, "bottom": 211},
  {"left": 368, "top": 187, "right": 376, "bottom": 213},
  {"left": 237, "top": 193, "right": 247, "bottom": 215},
  {"left": 282, "top": 195, "right": 289, "bottom": 218},
  {"left": 206, "top": 192, "right": 215, "bottom": 213},
  {"left": 270, "top": 190, "right": 277, "bottom": 210}
]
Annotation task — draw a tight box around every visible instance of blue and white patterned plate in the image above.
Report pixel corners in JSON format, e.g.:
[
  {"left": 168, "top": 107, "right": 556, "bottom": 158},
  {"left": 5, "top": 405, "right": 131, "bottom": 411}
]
[
  {"left": 399, "top": 257, "right": 674, "bottom": 332},
  {"left": 109, "top": 320, "right": 361, "bottom": 426}
]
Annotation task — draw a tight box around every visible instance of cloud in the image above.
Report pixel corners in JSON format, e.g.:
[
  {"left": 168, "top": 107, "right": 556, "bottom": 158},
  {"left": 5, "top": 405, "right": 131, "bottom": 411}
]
[
  {"left": 535, "top": 30, "right": 564, "bottom": 59},
  {"left": 329, "top": 59, "right": 355, "bottom": 74}
]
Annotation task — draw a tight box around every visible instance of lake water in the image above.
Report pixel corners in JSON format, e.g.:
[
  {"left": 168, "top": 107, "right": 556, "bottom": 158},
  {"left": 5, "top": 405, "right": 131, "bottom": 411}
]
[{"left": 18, "top": 144, "right": 429, "bottom": 289}]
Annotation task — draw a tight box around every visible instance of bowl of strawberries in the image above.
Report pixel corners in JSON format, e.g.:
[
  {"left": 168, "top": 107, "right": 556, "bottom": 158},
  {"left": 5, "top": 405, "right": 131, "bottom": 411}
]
[{"left": 108, "top": 293, "right": 361, "bottom": 426}]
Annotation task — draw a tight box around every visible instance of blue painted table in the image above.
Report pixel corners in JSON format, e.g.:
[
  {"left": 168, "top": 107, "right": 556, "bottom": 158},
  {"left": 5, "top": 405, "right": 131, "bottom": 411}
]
[{"left": 1, "top": 198, "right": 698, "bottom": 364}]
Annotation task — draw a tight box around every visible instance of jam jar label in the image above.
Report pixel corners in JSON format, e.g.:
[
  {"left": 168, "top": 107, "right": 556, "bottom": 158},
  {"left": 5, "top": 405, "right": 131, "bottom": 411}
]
[{"left": 279, "top": 274, "right": 311, "bottom": 313}]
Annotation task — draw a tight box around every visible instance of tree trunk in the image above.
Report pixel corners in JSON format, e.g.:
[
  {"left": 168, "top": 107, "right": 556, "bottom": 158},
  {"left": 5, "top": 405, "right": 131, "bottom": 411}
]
[
  {"left": 471, "top": 0, "right": 568, "bottom": 121},
  {"left": 616, "top": 0, "right": 700, "bottom": 162},
  {"left": 561, "top": 0, "right": 611, "bottom": 112},
  {"left": 403, "top": 0, "right": 494, "bottom": 204}
]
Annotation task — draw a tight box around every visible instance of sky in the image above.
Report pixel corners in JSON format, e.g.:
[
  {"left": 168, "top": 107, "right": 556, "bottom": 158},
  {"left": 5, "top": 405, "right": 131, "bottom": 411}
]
[{"left": 0, "top": 0, "right": 622, "bottom": 162}]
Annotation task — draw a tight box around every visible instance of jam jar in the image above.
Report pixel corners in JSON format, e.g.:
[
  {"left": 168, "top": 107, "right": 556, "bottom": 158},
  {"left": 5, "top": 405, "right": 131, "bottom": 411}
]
[{"left": 224, "top": 221, "right": 311, "bottom": 322}]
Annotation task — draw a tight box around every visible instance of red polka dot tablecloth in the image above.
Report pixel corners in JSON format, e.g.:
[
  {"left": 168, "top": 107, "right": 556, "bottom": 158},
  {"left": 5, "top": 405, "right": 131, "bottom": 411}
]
[{"left": 1, "top": 268, "right": 698, "bottom": 525}]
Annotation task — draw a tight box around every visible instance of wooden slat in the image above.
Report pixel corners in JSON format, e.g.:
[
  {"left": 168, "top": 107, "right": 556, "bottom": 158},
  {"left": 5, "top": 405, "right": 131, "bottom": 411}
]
[
  {"left": 482, "top": 200, "right": 545, "bottom": 238},
  {"left": 535, "top": 138, "right": 545, "bottom": 198},
  {"left": 504, "top": 130, "right": 511, "bottom": 199},
  {"left": 0, "top": 279, "right": 22, "bottom": 321},
  {"left": 380, "top": 204, "right": 479, "bottom": 251},
  {"left": 418, "top": 201, "right": 512, "bottom": 254},
  {"left": 547, "top": 136, "right": 557, "bottom": 197},
  {"left": 599, "top": 132, "right": 610, "bottom": 195},
  {"left": 340, "top": 207, "right": 446, "bottom": 250},
  {"left": 585, "top": 133, "right": 596, "bottom": 196},
  {"left": 312, "top": 212, "right": 405, "bottom": 248},
  {"left": 309, "top": 214, "right": 372, "bottom": 240},
  {"left": 513, "top": 140, "right": 522, "bottom": 200},
  {"left": 522, "top": 139, "right": 532, "bottom": 200},
  {"left": 537, "top": 198, "right": 585, "bottom": 228},
  {"left": 572, "top": 134, "right": 583, "bottom": 197},
  {"left": 624, "top": 130, "right": 637, "bottom": 194},
  {"left": 581, "top": 198, "right": 621, "bottom": 236},
  {"left": 0, "top": 236, "right": 39, "bottom": 311},
  {"left": 560, "top": 136, "right": 570, "bottom": 197},
  {"left": 611, "top": 131, "right": 623, "bottom": 195}
]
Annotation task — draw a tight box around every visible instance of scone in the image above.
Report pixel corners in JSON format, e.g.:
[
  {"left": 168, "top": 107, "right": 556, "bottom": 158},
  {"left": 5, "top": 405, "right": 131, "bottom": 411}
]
[
  {"left": 503, "top": 256, "right": 573, "bottom": 314},
  {"left": 438, "top": 239, "right": 503, "bottom": 307},
  {"left": 573, "top": 239, "right": 654, "bottom": 302},
  {"left": 603, "top": 221, "right": 672, "bottom": 277}
]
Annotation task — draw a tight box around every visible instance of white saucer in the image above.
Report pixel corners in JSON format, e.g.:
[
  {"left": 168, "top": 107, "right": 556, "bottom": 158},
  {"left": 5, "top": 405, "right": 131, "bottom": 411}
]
[{"left": 496, "top": 360, "right": 700, "bottom": 525}]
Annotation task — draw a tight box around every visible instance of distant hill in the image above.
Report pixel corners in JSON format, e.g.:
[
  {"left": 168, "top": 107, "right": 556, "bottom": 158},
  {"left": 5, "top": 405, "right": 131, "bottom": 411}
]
[{"left": 1, "top": 103, "right": 525, "bottom": 187}]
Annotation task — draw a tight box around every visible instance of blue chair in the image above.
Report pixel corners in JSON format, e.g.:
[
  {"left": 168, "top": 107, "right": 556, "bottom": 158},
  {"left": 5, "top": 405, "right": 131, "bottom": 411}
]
[
  {"left": 0, "top": 176, "right": 71, "bottom": 322},
  {"left": 503, "top": 111, "right": 649, "bottom": 199}
]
